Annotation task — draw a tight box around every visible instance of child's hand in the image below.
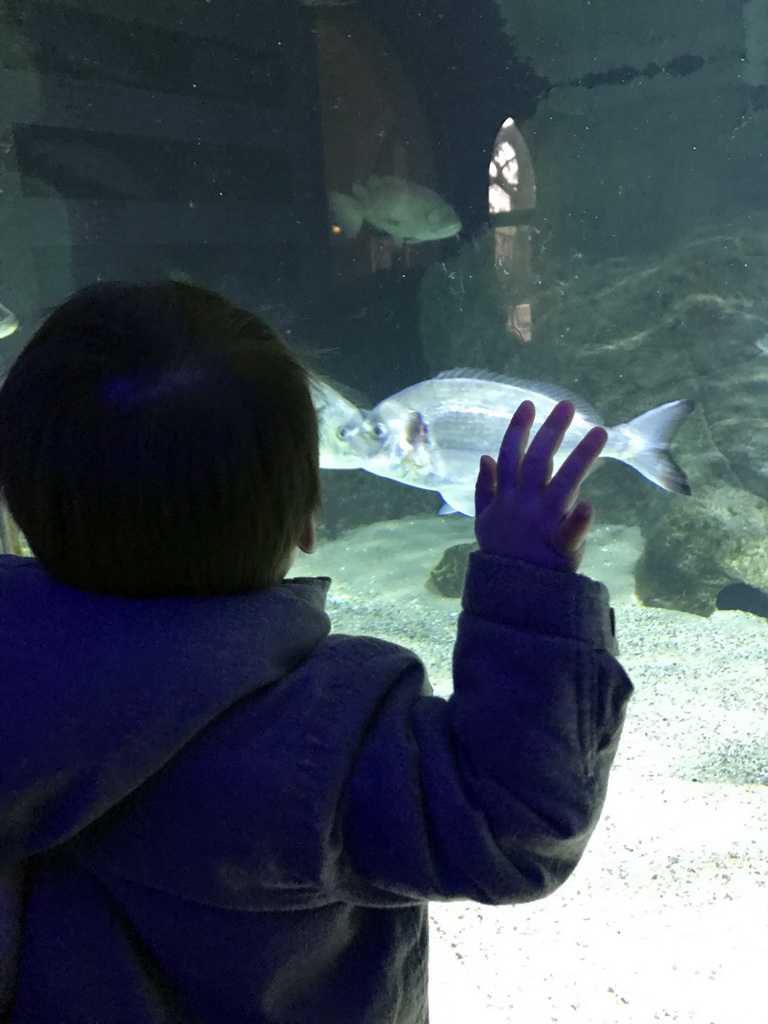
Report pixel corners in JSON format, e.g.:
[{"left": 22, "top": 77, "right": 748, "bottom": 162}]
[{"left": 474, "top": 400, "right": 608, "bottom": 572}]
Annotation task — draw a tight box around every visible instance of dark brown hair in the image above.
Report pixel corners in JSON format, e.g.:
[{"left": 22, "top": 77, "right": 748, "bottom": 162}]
[{"left": 0, "top": 280, "right": 320, "bottom": 597}]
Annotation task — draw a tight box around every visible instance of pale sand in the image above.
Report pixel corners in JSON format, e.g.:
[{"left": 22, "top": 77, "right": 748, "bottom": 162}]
[{"left": 291, "top": 514, "right": 767, "bottom": 1023}]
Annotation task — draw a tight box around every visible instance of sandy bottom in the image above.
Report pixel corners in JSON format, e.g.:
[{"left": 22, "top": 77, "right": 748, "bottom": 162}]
[{"left": 291, "top": 515, "right": 767, "bottom": 1024}]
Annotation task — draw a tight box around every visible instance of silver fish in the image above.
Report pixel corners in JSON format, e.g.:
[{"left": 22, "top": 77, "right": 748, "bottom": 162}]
[
  {"left": 0, "top": 301, "right": 19, "bottom": 340},
  {"left": 330, "top": 175, "right": 461, "bottom": 246},
  {"left": 310, "top": 378, "right": 369, "bottom": 470},
  {"left": 347, "top": 370, "right": 694, "bottom": 515}
]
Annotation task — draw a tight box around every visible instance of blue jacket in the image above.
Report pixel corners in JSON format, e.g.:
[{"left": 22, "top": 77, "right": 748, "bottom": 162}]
[{"left": 0, "top": 550, "right": 632, "bottom": 1023}]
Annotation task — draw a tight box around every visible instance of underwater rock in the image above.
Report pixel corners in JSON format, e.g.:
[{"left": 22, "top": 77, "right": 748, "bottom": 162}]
[
  {"left": 634, "top": 484, "right": 768, "bottom": 616},
  {"left": 421, "top": 229, "right": 520, "bottom": 377},
  {"left": 428, "top": 541, "right": 478, "bottom": 598}
]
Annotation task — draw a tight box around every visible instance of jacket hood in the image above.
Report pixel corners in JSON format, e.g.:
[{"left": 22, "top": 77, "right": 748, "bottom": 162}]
[{"left": 0, "top": 555, "right": 330, "bottom": 866}]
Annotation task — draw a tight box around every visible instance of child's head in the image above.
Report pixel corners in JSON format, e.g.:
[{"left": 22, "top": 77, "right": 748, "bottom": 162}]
[{"left": 0, "top": 280, "right": 320, "bottom": 597}]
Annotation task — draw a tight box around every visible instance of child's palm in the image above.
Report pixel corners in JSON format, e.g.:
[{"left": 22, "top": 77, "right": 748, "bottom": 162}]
[{"left": 474, "top": 401, "right": 608, "bottom": 572}]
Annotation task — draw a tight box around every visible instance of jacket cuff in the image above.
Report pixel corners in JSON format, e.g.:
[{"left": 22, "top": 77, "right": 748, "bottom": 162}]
[{"left": 462, "top": 551, "right": 616, "bottom": 650}]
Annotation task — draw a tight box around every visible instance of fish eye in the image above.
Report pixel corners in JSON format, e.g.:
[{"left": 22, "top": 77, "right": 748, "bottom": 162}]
[
  {"left": 336, "top": 425, "right": 351, "bottom": 440},
  {"left": 371, "top": 422, "right": 387, "bottom": 439}
]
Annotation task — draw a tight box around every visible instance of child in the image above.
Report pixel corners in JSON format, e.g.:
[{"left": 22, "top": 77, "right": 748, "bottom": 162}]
[{"left": 0, "top": 281, "right": 632, "bottom": 1024}]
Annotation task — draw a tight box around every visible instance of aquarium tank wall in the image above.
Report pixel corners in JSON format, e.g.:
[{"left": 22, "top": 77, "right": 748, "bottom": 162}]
[{"left": 1, "top": 0, "right": 766, "bottom": 1019}]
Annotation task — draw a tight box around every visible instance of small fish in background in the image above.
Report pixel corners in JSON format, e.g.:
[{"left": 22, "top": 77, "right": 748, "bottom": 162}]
[
  {"left": 311, "top": 377, "right": 370, "bottom": 470},
  {"left": 345, "top": 369, "right": 694, "bottom": 516},
  {"left": 755, "top": 334, "right": 768, "bottom": 355},
  {"left": 329, "top": 175, "right": 461, "bottom": 246},
  {"left": 0, "top": 301, "right": 19, "bottom": 340}
]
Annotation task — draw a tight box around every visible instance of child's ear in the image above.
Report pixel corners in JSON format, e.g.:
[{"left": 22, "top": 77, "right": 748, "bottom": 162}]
[{"left": 297, "top": 518, "right": 316, "bottom": 555}]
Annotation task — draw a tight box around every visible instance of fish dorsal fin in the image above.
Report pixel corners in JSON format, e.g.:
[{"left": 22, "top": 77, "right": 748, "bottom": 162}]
[{"left": 433, "top": 368, "right": 603, "bottom": 424}]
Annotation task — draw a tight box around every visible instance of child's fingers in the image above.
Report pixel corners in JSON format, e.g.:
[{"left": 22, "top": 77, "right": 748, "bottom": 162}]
[
  {"left": 517, "top": 401, "right": 575, "bottom": 491},
  {"left": 546, "top": 426, "right": 608, "bottom": 510},
  {"left": 474, "top": 454, "right": 497, "bottom": 517},
  {"left": 554, "top": 500, "right": 595, "bottom": 557},
  {"left": 495, "top": 401, "right": 535, "bottom": 493}
]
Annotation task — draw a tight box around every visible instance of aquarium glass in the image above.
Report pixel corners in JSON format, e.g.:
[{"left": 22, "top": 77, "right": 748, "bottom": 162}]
[{"left": 1, "top": 0, "right": 766, "bottom": 1020}]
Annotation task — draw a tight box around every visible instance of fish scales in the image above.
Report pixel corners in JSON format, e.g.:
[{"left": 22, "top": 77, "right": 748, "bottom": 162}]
[{"left": 393, "top": 378, "right": 601, "bottom": 460}]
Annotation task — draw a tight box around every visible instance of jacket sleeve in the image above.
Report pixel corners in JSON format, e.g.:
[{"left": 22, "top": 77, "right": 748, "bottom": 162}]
[{"left": 337, "top": 552, "right": 633, "bottom": 906}]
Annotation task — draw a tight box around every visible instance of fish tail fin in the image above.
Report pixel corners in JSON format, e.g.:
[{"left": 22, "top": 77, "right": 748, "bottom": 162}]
[
  {"left": 610, "top": 399, "right": 695, "bottom": 494},
  {"left": 329, "top": 192, "right": 364, "bottom": 237}
]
